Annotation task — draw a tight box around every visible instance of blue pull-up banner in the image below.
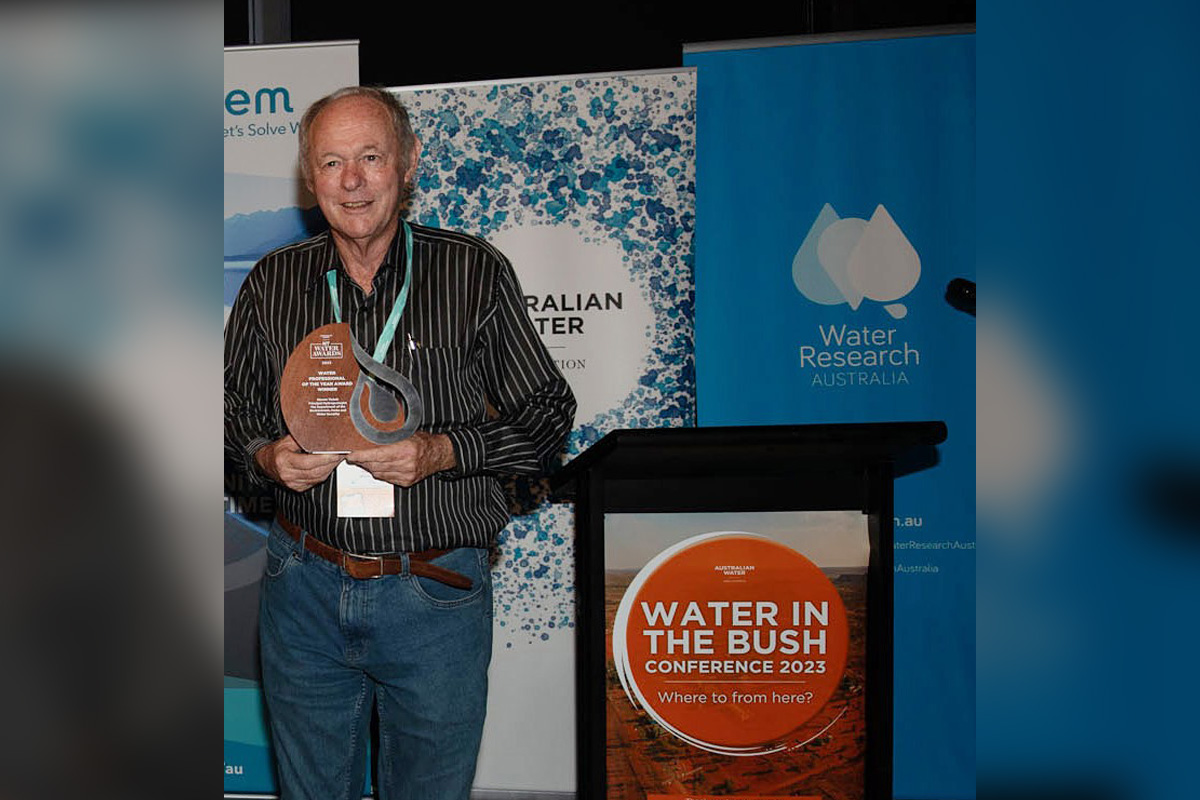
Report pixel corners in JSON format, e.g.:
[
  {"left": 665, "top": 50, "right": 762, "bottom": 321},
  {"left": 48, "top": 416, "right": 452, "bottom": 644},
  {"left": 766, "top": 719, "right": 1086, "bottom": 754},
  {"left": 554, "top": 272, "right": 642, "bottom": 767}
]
[{"left": 686, "top": 31, "right": 975, "bottom": 799}]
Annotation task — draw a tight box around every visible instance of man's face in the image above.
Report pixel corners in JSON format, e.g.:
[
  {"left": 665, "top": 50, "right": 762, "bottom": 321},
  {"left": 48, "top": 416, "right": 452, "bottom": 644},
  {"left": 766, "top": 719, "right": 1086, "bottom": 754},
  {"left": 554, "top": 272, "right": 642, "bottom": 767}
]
[{"left": 305, "top": 95, "right": 414, "bottom": 249}]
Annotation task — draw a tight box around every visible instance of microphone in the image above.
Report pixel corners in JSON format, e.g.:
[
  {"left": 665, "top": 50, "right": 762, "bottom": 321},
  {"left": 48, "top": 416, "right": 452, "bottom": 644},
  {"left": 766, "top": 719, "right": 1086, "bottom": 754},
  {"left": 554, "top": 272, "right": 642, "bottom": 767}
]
[{"left": 945, "top": 278, "right": 975, "bottom": 316}]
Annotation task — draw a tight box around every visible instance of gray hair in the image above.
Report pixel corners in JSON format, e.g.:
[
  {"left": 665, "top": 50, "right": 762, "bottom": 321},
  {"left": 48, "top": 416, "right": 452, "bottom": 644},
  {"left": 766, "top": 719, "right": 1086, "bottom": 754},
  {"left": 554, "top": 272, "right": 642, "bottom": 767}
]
[{"left": 297, "top": 86, "right": 418, "bottom": 184}]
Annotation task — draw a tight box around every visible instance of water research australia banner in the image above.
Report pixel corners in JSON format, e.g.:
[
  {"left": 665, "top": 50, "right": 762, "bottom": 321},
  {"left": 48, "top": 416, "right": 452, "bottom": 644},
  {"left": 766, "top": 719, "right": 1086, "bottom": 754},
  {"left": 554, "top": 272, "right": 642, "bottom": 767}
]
[{"left": 685, "top": 31, "right": 975, "bottom": 799}]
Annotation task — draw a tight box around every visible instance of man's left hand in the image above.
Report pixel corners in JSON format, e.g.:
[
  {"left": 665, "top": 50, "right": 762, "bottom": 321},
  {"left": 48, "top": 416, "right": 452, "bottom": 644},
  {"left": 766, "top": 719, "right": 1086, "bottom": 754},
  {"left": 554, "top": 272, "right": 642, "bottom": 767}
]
[{"left": 345, "top": 431, "right": 457, "bottom": 487}]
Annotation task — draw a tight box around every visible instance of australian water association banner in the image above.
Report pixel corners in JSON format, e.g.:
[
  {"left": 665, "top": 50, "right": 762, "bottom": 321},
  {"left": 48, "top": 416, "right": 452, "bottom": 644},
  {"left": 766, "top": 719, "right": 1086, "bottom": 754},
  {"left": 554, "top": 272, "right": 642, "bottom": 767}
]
[{"left": 396, "top": 70, "right": 696, "bottom": 793}]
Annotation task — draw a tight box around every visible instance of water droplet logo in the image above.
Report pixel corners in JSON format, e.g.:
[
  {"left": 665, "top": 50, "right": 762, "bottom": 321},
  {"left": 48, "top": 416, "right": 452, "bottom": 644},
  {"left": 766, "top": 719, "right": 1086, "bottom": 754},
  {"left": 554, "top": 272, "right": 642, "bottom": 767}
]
[{"left": 792, "top": 204, "right": 920, "bottom": 319}]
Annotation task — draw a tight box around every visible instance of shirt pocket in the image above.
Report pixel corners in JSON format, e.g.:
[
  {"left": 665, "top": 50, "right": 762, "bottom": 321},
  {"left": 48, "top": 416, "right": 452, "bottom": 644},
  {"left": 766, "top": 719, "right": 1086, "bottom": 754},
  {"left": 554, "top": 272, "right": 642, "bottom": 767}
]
[{"left": 403, "top": 345, "right": 483, "bottom": 424}]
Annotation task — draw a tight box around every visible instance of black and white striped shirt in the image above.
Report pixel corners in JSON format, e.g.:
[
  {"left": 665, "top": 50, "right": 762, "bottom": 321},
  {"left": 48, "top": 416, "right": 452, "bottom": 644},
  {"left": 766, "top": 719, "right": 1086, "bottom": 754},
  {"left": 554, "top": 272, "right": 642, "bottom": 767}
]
[{"left": 224, "top": 221, "right": 576, "bottom": 553}]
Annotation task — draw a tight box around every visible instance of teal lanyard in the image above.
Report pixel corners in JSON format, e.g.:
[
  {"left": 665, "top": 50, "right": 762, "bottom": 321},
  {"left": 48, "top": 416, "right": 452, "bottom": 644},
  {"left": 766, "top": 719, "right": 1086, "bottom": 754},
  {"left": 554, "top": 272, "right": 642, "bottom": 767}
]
[{"left": 326, "top": 220, "right": 413, "bottom": 362}]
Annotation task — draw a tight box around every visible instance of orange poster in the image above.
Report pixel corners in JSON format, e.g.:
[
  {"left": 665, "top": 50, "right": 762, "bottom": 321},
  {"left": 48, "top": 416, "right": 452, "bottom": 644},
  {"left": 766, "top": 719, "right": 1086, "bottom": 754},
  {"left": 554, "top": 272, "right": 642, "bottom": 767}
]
[{"left": 604, "top": 511, "right": 870, "bottom": 800}]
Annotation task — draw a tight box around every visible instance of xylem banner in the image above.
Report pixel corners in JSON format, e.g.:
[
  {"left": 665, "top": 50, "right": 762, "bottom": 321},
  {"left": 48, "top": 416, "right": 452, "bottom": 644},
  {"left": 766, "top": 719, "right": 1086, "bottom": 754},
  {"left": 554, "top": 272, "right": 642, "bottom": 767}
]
[
  {"left": 396, "top": 69, "right": 696, "bottom": 793},
  {"left": 685, "top": 33, "right": 975, "bottom": 798},
  {"left": 223, "top": 41, "right": 358, "bottom": 795}
]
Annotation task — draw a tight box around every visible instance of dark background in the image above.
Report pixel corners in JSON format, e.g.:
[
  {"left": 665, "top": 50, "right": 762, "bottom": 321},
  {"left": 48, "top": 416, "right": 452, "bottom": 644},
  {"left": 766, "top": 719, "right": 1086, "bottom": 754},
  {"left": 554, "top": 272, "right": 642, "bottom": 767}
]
[{"left": 225, "top": 0, "right": 974, "bottom": 87}]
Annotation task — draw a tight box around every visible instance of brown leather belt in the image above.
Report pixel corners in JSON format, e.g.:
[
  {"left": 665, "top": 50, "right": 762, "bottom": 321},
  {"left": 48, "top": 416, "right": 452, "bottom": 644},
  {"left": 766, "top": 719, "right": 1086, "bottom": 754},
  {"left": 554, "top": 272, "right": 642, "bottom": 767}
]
[{"left": 275, "top": 513, "right": 473, "bottom": 589}]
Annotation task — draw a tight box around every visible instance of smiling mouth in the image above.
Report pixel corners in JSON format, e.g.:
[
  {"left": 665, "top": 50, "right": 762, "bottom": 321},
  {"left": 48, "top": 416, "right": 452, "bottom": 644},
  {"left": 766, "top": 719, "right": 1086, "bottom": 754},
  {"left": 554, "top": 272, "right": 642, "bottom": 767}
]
[{"left": 342, "top": 201, "right": 372, "bottom": 210}]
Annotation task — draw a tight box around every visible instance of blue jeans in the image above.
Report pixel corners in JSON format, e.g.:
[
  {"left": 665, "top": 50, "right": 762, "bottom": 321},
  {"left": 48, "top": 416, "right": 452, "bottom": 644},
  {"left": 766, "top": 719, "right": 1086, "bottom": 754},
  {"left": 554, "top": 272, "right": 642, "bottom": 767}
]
[{"left": 258, "top": 522, "right": 493, "bottom": 800}]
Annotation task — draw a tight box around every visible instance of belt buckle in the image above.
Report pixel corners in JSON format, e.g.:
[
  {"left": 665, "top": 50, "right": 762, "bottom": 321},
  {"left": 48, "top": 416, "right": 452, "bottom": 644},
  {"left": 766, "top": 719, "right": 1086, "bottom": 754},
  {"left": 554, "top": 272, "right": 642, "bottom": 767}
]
[{"left": 342, "top": 551, "right": 385, "bottom": 579}]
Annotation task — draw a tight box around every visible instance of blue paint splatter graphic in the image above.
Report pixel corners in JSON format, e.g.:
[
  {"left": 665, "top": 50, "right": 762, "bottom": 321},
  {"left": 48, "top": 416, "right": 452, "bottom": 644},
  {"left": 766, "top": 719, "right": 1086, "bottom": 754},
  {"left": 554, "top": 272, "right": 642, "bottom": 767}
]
[{"left": 400, "top": 73, "right": 696, "bottom": 646}]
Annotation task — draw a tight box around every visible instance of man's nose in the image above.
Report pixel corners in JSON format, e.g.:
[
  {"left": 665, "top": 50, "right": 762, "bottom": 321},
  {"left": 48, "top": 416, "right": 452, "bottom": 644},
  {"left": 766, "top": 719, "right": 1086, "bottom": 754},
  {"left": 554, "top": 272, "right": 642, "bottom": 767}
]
[{"left": 340, "top": 161, "right": 364, "bottom": 190}]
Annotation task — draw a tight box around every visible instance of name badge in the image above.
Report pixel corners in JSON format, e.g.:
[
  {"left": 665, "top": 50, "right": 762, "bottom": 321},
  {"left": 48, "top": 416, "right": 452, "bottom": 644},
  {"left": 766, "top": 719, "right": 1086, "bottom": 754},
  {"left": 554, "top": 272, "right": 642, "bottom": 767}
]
[{"left": 335, "top": 461, "right": 395, "bottom": 518}]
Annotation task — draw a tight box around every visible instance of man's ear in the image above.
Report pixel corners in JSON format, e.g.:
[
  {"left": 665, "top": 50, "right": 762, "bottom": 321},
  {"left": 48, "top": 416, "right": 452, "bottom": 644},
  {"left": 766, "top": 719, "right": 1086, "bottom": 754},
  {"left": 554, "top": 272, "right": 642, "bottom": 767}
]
[
  {"left": 301, "top": 157, "right": 314, "bottom": 195},
  {"left": 407, "top": 136, "right": 422, "bottom": 177}
]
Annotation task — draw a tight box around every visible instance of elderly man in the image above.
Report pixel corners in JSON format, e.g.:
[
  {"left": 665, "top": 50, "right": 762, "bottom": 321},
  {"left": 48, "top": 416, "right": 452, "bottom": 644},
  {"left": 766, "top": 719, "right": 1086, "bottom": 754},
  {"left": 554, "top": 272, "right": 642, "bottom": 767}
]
[{"left": 224, "top": 86, "right": 576, "bottom": 800}]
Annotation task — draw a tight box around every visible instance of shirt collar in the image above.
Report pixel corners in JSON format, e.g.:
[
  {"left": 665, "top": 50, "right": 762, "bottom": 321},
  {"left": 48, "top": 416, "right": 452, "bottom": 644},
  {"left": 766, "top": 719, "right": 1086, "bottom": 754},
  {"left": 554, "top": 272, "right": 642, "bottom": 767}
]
[{"left": 303, "top": 221, "right": 408, "bottom": 294}]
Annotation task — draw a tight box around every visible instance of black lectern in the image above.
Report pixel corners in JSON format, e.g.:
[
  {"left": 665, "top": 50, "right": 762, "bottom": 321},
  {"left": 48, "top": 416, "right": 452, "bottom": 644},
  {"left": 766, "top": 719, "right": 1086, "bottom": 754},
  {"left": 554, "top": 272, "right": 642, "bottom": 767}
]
[{"left": 551, "top": 421, "right": 947, "bottom": 800}]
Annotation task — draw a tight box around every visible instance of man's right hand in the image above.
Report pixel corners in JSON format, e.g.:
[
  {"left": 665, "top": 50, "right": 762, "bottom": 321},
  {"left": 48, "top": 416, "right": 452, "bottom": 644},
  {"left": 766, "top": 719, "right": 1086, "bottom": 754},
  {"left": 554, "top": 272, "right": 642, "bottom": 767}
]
[{"left": 255, "top": 433, "right": 343, "bottom": 492}]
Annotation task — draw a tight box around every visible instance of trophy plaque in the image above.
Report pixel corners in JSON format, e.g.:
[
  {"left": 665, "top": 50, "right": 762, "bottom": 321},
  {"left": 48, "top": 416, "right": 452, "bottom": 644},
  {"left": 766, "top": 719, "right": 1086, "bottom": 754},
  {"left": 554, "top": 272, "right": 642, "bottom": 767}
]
[{"left": 280, "top": 323, "right": 422, "bottom": 453}]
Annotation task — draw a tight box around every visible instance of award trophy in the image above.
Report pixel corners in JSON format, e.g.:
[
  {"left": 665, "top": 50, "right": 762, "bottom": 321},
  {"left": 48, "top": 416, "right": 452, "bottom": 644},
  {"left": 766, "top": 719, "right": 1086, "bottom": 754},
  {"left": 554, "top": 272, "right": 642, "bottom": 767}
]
[{"left": 279, "top": 323, "right": 422, "bottom": 453}]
